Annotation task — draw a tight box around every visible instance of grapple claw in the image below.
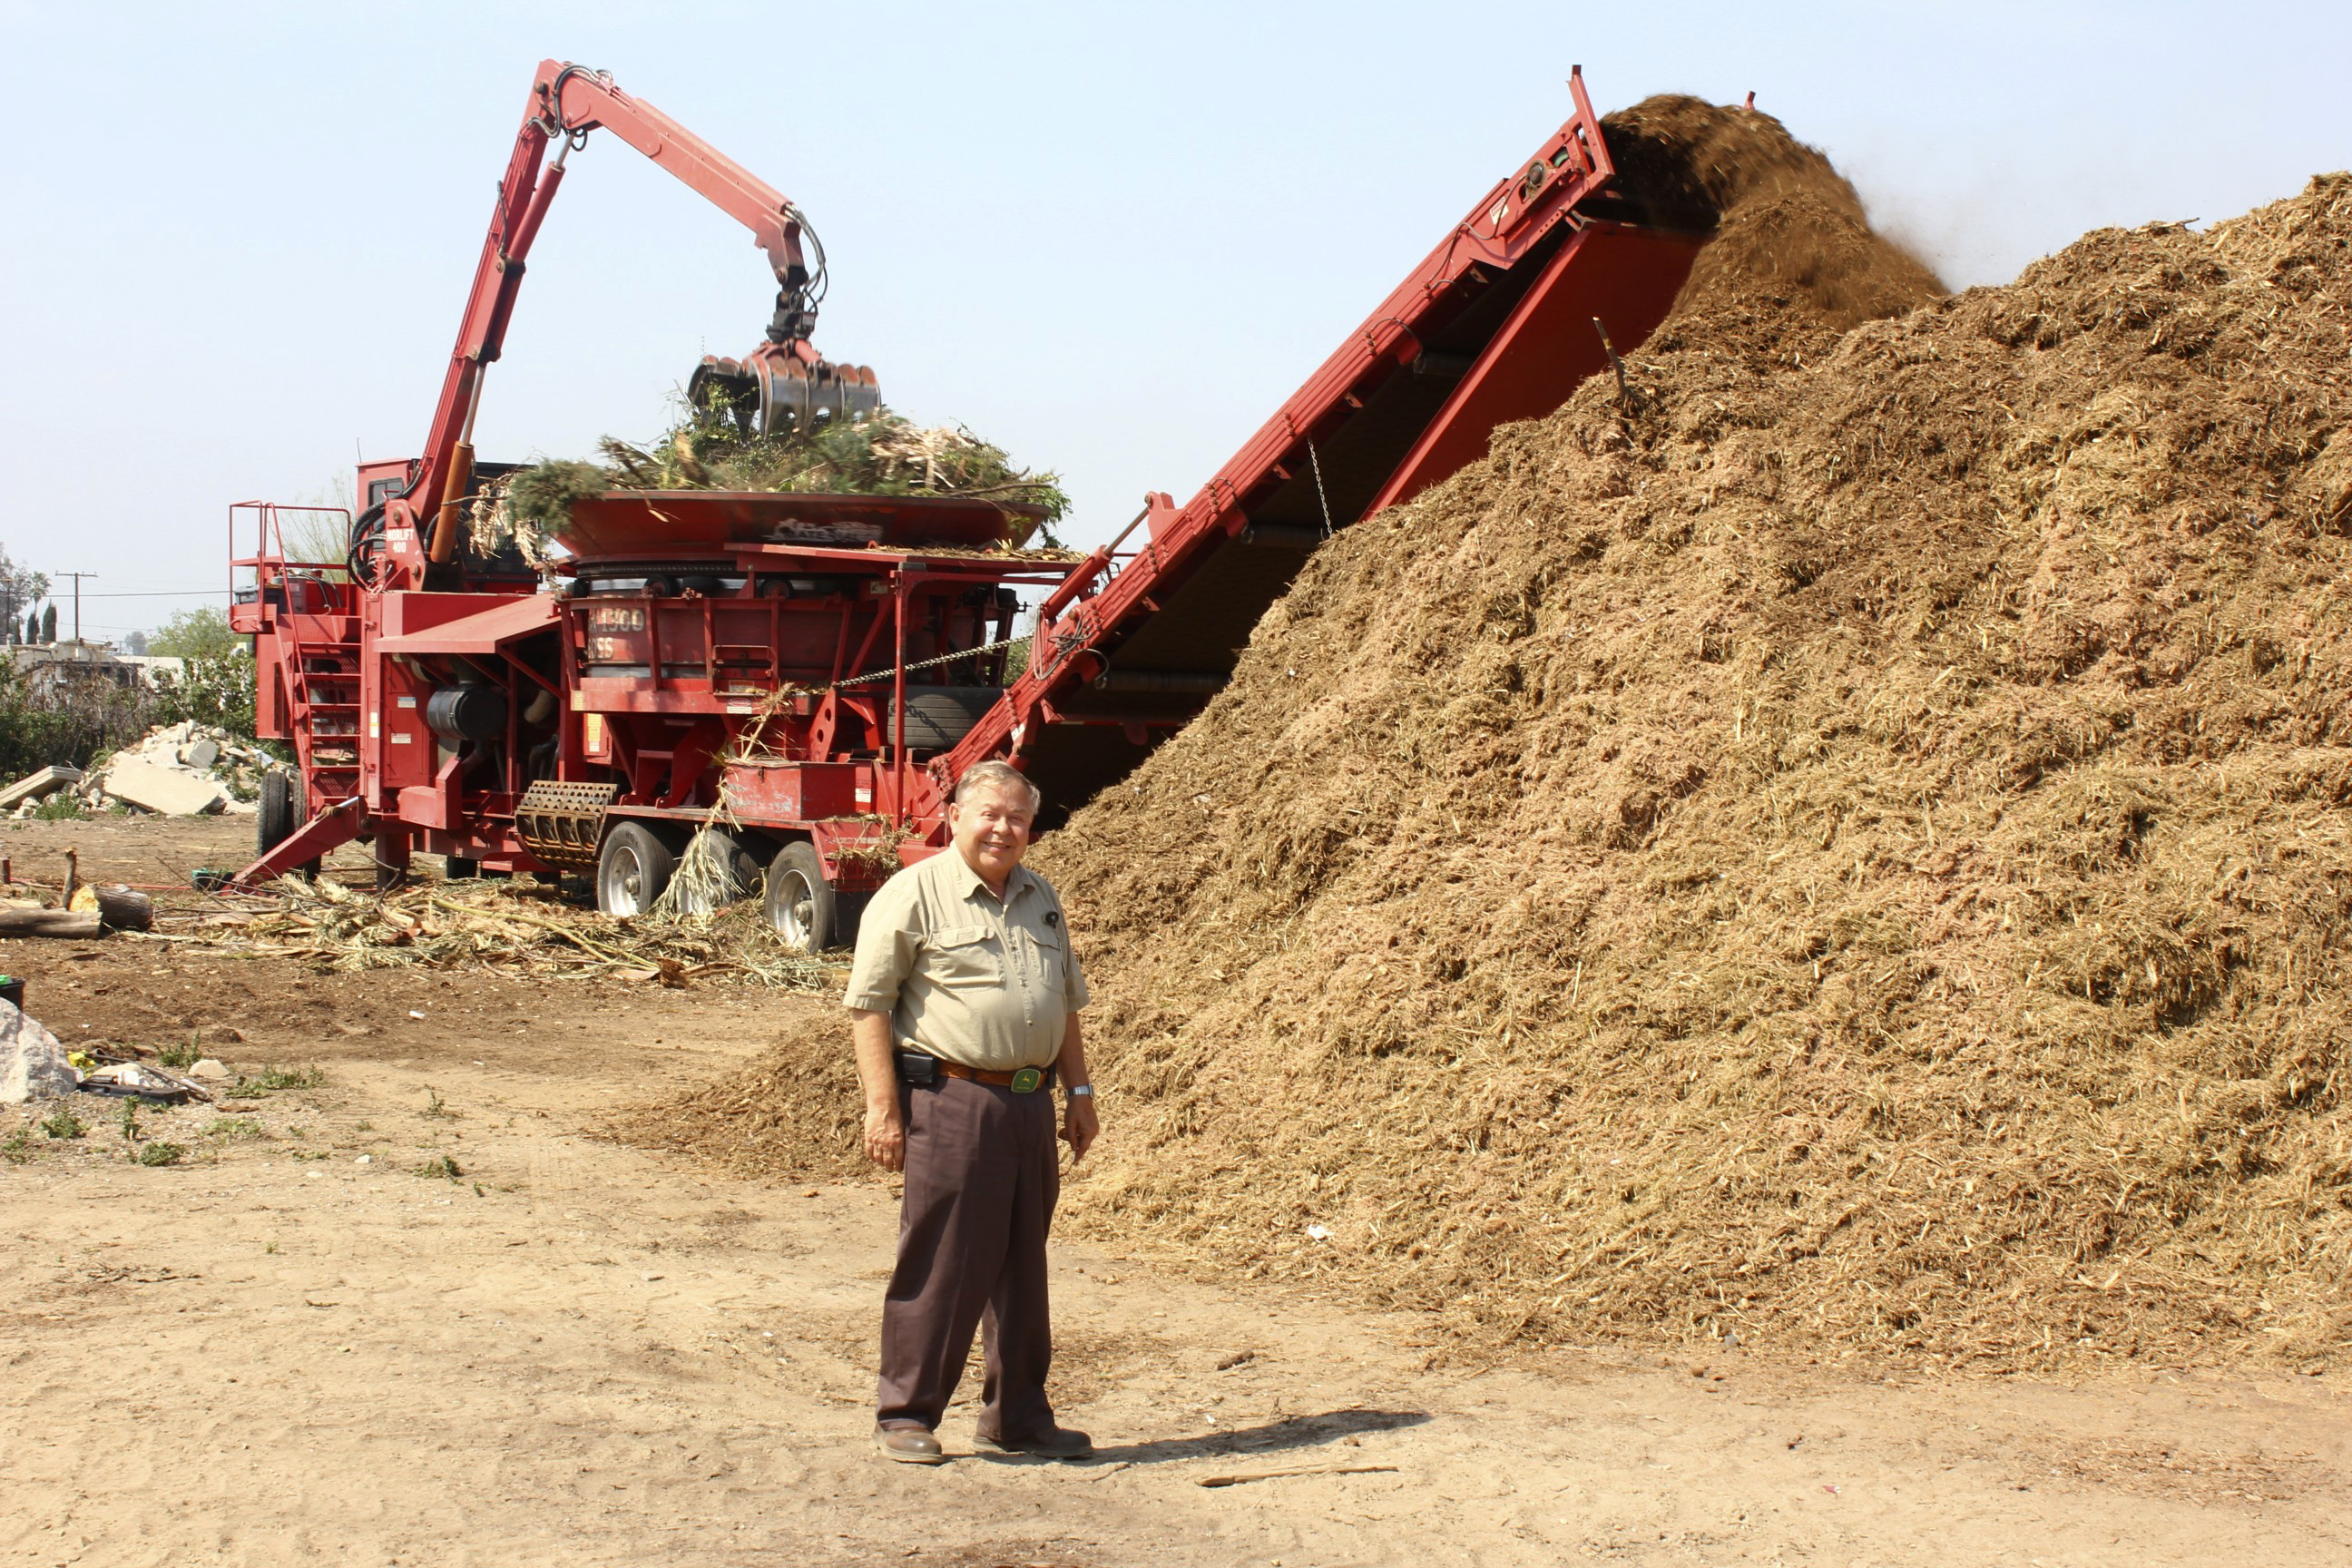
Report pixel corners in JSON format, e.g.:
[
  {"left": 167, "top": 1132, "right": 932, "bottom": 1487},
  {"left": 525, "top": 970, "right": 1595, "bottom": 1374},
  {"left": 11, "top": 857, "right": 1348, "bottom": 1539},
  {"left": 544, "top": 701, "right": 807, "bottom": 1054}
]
[{"left": 690, "top": 348, "right": 878, "bottom": 439}]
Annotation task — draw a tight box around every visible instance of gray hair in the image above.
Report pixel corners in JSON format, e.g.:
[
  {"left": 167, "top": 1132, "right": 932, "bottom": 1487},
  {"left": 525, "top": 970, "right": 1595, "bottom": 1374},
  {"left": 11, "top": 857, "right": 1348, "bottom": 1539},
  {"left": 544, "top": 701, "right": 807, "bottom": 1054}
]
[{"left": 954, "top": 760, "right": 1044, "bottom": 813}]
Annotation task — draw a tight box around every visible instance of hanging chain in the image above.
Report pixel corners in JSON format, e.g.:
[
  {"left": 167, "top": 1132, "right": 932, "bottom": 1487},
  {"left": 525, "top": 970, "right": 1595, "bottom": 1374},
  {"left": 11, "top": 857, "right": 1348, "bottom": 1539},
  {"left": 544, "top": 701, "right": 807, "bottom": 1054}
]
[
  {"left": 1307, "top": 435, "right": 1337, "bottom": 536},
  {"left": 831, "top": 634, "right": 1023, "bottom": 689}
]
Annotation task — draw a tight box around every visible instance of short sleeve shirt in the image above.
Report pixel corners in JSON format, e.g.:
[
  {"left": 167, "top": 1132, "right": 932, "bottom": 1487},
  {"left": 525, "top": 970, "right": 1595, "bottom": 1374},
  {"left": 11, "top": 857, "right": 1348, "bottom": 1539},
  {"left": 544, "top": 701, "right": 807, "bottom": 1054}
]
[{"left": 841, "top": 849, "right": 1089, "bottom": 1073}]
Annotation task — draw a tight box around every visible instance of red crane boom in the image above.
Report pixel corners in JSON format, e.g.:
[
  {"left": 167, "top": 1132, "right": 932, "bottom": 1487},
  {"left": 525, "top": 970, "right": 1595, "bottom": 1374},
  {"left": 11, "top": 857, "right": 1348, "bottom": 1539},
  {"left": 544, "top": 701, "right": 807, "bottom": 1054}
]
[{"left": 386, "top": 59, "right": 869, "bottom": 589}]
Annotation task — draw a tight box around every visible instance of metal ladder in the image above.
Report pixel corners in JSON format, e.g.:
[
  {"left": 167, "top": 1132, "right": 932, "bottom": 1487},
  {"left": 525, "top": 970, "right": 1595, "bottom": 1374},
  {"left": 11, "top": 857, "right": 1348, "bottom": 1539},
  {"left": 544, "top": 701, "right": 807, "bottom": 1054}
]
[{"left": 282, "top": 634, "right": 363, "bottom": 813}]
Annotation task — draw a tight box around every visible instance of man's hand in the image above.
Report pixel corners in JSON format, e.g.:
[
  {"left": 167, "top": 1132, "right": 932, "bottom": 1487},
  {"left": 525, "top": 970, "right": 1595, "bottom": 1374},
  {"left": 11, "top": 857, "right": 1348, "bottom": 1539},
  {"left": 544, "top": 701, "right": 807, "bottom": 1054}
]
[
  {"left": 848, "top": 1008, "right": 905, "bottom": 1172},
  {"left": 1054, "top": 1012, "right": 1096, "bottom": 1162},
  {"left": 864, "top": 1102, "right": 906, "bottom": 1172},
  {"left": 1061, "top": 1095, "right": 1100, "bottom": 1162}
]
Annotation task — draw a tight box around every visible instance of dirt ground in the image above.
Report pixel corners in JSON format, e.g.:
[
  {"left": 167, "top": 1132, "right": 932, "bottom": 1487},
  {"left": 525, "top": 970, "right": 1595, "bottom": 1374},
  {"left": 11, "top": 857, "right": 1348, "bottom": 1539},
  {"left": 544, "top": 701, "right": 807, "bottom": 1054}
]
[{"left": 4, "top": 818, "right": 2348, "bottom": 1567}]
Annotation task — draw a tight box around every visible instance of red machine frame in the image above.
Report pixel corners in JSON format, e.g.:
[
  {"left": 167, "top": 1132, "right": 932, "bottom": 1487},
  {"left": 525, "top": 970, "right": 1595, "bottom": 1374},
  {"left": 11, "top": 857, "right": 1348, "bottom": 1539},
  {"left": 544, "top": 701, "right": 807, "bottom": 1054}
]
[
  {"left": 230, "top": 60, "right": 1709, "bottom": 941},
  {"left": 933, "top": 68, "right": 1705, "bottom": 821}
]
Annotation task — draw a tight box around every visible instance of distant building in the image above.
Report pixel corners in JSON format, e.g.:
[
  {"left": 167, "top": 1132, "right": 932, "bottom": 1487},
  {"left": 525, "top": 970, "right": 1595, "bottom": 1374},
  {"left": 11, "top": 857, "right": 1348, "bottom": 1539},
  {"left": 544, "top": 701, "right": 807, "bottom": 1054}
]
[{"left": 7, "top": 640, "right": 187, "bottom": 692}]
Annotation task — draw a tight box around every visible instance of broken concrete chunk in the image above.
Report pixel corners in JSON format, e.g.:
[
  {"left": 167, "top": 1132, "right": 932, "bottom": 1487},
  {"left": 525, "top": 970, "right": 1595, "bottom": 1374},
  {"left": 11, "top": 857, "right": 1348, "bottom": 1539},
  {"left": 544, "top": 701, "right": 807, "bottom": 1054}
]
[
  {"left": 0, "top": 1000, "right": 77, "bottom": 1104},
  {"left": 99, "top": 757, "right": 229, "bottom": 816},
  {"left": 0, "top": 766, "right": 82, "bottom": 810}
]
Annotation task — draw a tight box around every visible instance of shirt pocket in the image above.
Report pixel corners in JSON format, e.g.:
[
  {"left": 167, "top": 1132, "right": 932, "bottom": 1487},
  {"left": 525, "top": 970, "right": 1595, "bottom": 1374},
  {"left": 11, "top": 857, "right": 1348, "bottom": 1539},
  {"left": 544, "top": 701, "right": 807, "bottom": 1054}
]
[
  {"left": 924, "top": 924, "right": 1003, "bottom": 989},
  {"left": 1015, "top": 926, "right": 1069, "bottom": 1002}
]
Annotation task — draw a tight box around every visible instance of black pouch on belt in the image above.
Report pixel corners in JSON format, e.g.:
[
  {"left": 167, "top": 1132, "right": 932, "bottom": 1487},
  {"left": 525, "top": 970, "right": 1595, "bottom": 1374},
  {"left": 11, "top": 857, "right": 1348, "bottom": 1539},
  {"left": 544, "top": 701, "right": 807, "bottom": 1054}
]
[{"left": 894, "top": 1050, "right": 938, "bottom": 1086}]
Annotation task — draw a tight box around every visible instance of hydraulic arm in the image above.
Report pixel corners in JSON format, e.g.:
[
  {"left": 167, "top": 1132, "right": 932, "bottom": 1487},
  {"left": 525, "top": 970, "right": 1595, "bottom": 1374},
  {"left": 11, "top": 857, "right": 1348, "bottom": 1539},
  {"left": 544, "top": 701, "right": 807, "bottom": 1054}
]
[{"left": 373, "top": 59, "right": 877, "bottom": 591}]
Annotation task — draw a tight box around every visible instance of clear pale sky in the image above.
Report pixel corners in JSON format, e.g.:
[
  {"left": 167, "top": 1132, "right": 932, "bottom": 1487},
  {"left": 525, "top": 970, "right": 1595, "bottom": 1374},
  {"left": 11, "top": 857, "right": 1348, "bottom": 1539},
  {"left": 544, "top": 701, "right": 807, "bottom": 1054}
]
[{"left": 2, "top": 0, "right": 2344, "bottom": 640}]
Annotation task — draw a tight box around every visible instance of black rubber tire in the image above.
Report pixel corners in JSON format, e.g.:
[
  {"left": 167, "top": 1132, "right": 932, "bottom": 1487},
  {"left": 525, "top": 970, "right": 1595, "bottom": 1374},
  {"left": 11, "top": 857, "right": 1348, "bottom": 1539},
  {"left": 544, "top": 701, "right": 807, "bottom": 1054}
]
[
  {"left": 671, "top": 828, "right": 759, "bottom": 916},
  {"left": 762, "top": 840, "right": 857, "bottom": 952},
  {"left": 595, "top": 822, "right": 677, "bottom": 918},
  {"left": 886, "top": 686, "right": 1004, "bottom": 752},
  {"left": 257, "top": 770, "right": 299, "bottom": 858}
]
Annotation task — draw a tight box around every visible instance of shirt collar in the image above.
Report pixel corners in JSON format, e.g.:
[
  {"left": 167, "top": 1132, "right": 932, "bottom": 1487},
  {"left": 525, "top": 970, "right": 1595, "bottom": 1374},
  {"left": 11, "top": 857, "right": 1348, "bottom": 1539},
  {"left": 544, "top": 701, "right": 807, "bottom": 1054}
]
[{"left": 945, "top": 848, "right": 1035, "bottom": 906}]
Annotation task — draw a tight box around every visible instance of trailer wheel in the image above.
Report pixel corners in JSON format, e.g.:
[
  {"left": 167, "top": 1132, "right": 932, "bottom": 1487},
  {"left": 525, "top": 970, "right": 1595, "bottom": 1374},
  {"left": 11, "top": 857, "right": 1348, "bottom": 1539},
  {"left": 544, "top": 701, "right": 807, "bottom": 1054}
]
[
  {"left": 256, "top": 770, "right": 321, "bottom": 878},
  {"left": 887, "top": 686, "right": 1004, "bottom": 752},
  {"left": 764, "top": 841, "right": 854, "bottom": 952},
  {"left": 257, "top": 770, "right": 299, "bottom": 858},
  {"left": 596, "top": 823, "right": 676, "bottom": 918},
  {"left": 671, "top": 828, "right": 757, "bottom": 916}
]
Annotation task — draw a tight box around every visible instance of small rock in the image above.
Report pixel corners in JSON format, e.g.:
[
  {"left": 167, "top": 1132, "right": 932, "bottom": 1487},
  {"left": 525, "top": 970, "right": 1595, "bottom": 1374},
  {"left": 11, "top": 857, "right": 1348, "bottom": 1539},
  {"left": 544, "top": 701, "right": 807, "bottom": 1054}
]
[
  {"left": 0, "top": 1001, "right": 76, "bottom": 1104},
  {"left": 179, "top": 739, "right": 221, "bottom": 769},
  {"left": 354, "top": 1155, "right": 372, "bottom": 1165},
  {"left": 187, "top": 1058, "right": 230, "bottom": 1081}
]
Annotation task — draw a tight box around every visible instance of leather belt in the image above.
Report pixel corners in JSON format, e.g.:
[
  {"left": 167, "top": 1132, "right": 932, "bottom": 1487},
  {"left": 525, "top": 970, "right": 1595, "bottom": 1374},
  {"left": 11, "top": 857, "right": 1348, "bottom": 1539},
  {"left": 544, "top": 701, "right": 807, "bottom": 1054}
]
[{"left": 897, "top": 1050, "right": 1054, "bottom": 1093}]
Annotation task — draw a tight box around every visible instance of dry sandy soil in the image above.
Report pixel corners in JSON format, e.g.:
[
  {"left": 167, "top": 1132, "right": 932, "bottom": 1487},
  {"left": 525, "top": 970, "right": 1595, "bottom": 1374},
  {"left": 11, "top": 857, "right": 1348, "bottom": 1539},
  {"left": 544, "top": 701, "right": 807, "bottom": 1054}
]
[{"left": 4, "top": 817, "right": 2348, "bottom": 1567}]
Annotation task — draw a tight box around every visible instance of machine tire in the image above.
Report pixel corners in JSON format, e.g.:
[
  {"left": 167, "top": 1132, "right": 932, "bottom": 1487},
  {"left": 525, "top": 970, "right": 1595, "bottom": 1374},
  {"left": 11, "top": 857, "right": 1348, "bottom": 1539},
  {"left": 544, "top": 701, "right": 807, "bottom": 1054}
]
[
  {"left": 763, "top": 840, "right": 855, "bottom": 952},
  {"left": 671, "top": 828, "right": 758, "bottom": 916},
  {"left": 887, "top": 686, "right": 1003, "bottom": 752},
  {"left": 257, "top": 770, "right": 299, "bottom": 858},
  {"left": 595, "top": 822, "right": 676, "bottom": 918}
]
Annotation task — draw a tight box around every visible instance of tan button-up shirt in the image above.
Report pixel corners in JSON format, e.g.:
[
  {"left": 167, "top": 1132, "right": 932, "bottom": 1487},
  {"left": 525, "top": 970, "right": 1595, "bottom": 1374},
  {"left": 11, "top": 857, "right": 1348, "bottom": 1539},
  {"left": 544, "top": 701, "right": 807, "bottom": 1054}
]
[{"left": 842, "top": 848, "right": 1089, "bottom": 1073}]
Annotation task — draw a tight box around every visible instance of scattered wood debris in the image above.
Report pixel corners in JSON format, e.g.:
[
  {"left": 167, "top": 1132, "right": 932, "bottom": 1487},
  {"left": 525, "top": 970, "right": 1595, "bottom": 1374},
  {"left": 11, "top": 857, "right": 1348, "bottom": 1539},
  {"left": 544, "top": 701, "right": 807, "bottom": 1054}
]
[{"left": 156, "top": 875, "right": 839, "bottom": 989}]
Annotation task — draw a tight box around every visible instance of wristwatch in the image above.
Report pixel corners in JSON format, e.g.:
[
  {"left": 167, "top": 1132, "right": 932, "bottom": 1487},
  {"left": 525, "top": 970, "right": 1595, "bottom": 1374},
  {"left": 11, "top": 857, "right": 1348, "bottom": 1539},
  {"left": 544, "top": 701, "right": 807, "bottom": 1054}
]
[{"left": 1065, "top": 1084, "right": 1094, "bottom": 1099}]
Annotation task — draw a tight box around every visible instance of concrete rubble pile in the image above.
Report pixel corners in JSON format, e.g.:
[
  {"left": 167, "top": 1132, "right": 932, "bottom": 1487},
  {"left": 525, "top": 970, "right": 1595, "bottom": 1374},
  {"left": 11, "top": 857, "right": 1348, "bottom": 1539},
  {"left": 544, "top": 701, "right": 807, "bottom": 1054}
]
[{"left": 3, "top": 722, "right": 268, "bottom": 819}]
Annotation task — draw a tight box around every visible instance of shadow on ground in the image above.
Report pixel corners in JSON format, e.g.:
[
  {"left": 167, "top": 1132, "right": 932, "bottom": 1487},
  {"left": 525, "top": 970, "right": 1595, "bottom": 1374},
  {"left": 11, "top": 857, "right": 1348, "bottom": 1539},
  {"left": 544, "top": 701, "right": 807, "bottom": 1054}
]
[{"left": 981, "top": 1407, "right": 1431, "bottom": 1467}]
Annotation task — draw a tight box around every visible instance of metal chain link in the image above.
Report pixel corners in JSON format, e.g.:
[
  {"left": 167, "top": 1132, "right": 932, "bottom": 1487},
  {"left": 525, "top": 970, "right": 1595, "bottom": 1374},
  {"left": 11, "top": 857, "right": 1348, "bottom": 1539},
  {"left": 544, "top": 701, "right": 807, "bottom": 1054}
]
[
  {"left": 1308, "top": 436, "right": 1336, "bottom": 536},
  {"left": 831, "top": 634, "right": 1023, "bottom": 689}
]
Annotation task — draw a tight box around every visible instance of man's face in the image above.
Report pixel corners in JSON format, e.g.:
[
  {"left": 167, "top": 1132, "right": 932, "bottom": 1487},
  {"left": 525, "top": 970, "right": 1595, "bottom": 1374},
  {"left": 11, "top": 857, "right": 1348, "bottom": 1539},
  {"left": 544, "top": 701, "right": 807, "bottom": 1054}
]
[{"left": 948, "top": 785, "right": 1035, "bottom": 887}]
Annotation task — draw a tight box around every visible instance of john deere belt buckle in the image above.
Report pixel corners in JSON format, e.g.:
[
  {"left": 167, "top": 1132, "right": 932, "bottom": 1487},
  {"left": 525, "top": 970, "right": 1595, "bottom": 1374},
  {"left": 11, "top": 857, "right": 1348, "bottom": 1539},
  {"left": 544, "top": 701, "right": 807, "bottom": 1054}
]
[{"left": 1008, "top": 1066, "right": 1044, "bottom": 1094}]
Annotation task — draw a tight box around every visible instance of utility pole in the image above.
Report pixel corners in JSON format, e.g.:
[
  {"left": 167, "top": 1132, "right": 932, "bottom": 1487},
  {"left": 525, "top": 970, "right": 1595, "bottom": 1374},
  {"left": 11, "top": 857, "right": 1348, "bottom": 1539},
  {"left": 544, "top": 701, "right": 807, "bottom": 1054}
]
[{"left": 58, "top": 572, "right": 96, "bottom": 644}]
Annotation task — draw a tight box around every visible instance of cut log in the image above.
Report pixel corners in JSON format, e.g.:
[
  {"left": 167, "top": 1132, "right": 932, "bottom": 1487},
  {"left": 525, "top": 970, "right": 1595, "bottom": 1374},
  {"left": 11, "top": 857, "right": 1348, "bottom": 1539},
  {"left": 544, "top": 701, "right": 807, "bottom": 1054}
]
[
  {"left": 0, "top": 908, "right": 104, "bottom": 939},
  {"left": 67, "top": 885, "right": 154, "bottom": 932}
]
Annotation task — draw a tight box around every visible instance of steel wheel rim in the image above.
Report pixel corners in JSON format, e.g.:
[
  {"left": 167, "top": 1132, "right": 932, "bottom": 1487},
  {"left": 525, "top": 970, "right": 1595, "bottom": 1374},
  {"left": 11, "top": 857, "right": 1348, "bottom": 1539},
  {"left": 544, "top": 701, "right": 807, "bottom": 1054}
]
[
  {"left": 604, "top": 843, "right": 646, "bottom": 917},
  {"left": 774, "top": 869, "right": 816, "bottom": 947}
]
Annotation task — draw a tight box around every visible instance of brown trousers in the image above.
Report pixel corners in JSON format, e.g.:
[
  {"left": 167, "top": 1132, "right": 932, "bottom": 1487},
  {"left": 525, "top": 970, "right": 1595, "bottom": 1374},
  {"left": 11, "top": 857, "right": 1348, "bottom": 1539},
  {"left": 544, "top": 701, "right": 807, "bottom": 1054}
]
[{"left": 876, "top": 1073, "right": 1061, "bottom": 1437}]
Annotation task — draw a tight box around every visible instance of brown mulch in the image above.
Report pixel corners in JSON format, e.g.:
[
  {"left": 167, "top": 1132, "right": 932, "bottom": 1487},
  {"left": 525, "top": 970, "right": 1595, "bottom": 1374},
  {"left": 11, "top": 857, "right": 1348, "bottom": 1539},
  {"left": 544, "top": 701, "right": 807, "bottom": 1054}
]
[{"left": 631, "top": 96, "right": 2352, "bottom": 1372}]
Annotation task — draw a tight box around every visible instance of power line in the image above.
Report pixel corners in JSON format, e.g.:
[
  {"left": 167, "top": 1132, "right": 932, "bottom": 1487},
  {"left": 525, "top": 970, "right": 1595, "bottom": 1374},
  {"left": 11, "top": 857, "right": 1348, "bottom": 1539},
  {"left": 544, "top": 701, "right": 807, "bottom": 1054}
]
[{"left": 71, "top": 589, "right": 233, "bottom": 600}]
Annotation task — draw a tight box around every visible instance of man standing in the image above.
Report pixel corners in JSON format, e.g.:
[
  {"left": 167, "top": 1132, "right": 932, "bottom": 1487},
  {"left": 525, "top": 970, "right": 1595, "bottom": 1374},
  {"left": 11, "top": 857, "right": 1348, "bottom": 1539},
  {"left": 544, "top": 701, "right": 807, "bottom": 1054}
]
[{"left": 843, "top": 760, "right": 1100, "bottom": 1465}]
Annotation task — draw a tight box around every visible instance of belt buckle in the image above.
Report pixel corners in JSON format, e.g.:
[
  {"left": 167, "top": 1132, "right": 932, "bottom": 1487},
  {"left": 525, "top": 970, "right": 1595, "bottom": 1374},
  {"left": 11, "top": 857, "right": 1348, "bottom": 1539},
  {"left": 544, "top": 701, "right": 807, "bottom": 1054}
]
[{"left": 1008, "top": 1066, "right": 1044, "bottom": 1094}]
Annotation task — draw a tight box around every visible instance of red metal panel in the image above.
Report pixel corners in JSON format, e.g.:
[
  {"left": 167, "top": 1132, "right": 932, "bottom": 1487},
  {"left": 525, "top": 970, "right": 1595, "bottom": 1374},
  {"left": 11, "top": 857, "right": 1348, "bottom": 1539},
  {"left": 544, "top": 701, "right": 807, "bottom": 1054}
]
[
  {"left": 721, "top": 760, "right": 859, "bottom": 820},
  {"left": 932, "top": 82, "right": 1704, "bottom": 821},
  {"left": 373, "top": 593, "right": 557, "bottom": 654},
  {"left": 557, "top": 490, "right": 1044, "bottom": 559},
  {"left": 1367, "top": 223, "right": 1703, "bottom": 510}
]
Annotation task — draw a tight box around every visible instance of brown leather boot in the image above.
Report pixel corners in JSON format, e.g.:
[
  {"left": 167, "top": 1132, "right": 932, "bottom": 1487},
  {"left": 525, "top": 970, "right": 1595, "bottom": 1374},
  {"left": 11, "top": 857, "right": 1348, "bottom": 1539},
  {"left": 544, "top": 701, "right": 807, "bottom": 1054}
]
[
  {"left": 975, "top": 1426, "right": 1093, "bottom": 1460},
  {"left": 875, "top": 1425, "right": 946, "bottom": 1464}
]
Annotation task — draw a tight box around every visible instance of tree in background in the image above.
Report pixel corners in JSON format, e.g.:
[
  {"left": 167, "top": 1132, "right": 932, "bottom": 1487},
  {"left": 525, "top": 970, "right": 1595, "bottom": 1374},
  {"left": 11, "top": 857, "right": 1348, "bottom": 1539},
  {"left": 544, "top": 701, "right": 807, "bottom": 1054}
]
[
  {"left": 39, "top": 605, "right": 56, "bottom": 644},
  {"left": 146, "top": 607, "right": 256, "bottom": 740},
  {"left": 0, "top": 546, "right": 47, "bottom": 644},
  {"left": 0, "top": 661, "right": 155, "bottom": 779},
  {"left": 148, "top": 605, "right": 242, "bottom": 661},
  {"left": 122, "top": 630, "right": 149, "bottom": 656},
  {"left": 149, "top": 653, "right": 256, "bottom": 739}
]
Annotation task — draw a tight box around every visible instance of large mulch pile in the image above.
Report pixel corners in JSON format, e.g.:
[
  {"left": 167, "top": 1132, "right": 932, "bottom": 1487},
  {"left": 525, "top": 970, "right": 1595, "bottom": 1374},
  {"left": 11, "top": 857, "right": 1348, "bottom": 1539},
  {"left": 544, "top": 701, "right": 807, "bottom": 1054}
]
[{"left": 627, "top": 97, "right": 2352, "bottom": 1370}]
